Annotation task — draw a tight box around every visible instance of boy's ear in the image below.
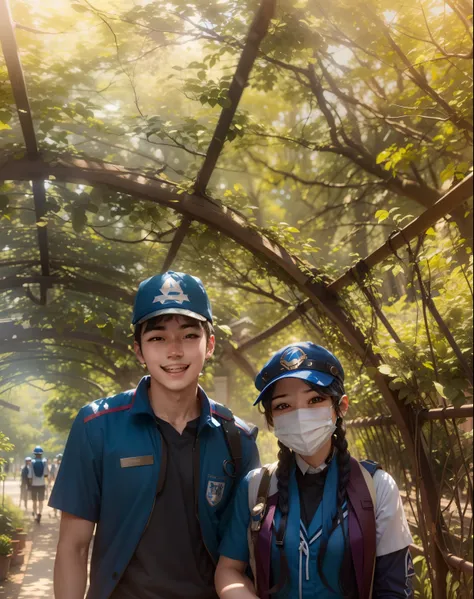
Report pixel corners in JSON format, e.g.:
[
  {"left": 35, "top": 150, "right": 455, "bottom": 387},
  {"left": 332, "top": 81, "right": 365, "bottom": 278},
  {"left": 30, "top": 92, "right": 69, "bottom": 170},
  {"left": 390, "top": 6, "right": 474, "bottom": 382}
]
[
  {"left": 206, "top": 335, "right": 216, "bottom": 359},
  {"left": 134, "top": 341, "right": 146, "bottom": 365}
]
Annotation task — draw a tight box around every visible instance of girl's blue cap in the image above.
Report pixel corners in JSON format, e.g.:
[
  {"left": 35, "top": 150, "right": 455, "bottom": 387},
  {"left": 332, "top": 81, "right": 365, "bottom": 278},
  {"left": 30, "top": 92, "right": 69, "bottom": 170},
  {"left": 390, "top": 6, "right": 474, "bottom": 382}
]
[
  {"left": 254, "top": 342, "right": 344, "bottom": 405},
  {"left": 132, "top": 271, "right": 213, "bottom": 325}
]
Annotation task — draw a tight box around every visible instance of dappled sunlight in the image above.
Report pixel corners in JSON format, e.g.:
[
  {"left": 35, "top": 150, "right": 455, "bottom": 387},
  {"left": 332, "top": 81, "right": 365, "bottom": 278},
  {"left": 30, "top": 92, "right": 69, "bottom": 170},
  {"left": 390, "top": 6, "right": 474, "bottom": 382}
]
[{"left": 0, "top": 0, "right": 472, "bottom": 597}]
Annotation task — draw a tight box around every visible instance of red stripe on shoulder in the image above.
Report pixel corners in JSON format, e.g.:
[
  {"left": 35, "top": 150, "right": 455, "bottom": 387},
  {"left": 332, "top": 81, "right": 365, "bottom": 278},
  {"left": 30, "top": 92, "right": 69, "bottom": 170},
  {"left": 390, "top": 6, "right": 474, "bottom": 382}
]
[
  {"left": 210, "top": 408, "right": 233, "bottom": 422},
  {"left": 83, "top": 404, "right": 131, "bottom": 423},
  {"left": 83, "top": 389, "right": 137, "bottom": 423}
]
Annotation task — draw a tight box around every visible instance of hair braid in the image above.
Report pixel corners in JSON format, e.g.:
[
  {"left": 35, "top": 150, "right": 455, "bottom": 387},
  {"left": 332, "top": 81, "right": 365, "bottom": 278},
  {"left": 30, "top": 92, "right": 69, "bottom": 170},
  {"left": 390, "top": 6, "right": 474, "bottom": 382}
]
[
  {"left": 274, "top": 440, "right": 293, "bottom": 590},
  {"left": 276, "top": 440, "right": 293, "bottom": 523},
  {"left": 316, "top": 396, "right": 354, "bottom": 597}
]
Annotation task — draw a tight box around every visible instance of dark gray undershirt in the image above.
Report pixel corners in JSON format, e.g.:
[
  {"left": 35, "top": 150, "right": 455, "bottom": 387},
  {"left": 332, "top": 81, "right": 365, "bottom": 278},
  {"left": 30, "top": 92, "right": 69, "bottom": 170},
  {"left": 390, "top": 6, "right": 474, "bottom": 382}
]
[
  {"left": 295, "top": 466, "right": 328, "bottom": 528},
  {"left": 111, "top": 416, "right": 217, "bottom": 599}
]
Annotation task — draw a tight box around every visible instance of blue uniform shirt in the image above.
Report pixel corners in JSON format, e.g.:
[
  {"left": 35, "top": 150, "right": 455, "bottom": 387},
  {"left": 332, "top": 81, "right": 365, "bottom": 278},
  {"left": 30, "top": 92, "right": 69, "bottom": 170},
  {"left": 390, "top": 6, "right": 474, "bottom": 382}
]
[
  {"left": 220, "top": 464, "right": 415, "bottom": 599},
  {"left": 49, "top": 376, "right": 259, "bottom": 599},
  {"left": 220, "top": 465, "right": 347, "bottom": 599}
]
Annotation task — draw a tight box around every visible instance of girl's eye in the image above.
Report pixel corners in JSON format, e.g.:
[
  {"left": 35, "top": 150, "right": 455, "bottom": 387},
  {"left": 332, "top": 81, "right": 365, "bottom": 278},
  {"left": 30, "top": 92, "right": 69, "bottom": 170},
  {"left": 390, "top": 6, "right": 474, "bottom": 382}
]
[
  {"left": 185, "top": 334, "right": 200, "bottom": 339},
  {"left": 309, "top": 396, "right": 324, "bottom": 405},
  {"left": 273, "top": 403, "right": 290, "bottom": 411},
  {"left": 147, "top": 336, "right": 164, "bottom": 342}
]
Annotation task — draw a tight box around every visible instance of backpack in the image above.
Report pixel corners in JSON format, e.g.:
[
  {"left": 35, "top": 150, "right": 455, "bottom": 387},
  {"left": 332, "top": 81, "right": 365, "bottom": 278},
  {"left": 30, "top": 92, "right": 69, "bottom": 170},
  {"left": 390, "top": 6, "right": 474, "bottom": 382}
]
[
  {"left": 248, "top": 457, "right": 379, "bottom": 599},
  {"left": 32, "top": 459, "right": 45, "bottom": 478},
  {"left": 211, "top": 402, "right": 250, "bottom": 480}
]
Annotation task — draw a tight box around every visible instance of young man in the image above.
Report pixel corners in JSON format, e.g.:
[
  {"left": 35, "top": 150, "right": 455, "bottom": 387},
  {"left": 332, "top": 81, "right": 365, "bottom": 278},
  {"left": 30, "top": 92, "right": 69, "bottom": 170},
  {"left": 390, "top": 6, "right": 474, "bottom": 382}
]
[
  {"left": 20, "top": 456, "right": 31, "bottom": 511},
  {"left": 49, "top": 271, "right": 260, "bottom": 599},
  {"left": 28, "top": 446, "right": 49, "bottom": 523}
]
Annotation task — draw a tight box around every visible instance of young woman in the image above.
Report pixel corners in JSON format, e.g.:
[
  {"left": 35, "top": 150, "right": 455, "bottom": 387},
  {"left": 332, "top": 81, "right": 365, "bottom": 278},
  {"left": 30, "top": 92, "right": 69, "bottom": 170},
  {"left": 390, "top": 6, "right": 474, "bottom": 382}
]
[{"left": 216, "top": 342, "right": 414, "bottom": 599}]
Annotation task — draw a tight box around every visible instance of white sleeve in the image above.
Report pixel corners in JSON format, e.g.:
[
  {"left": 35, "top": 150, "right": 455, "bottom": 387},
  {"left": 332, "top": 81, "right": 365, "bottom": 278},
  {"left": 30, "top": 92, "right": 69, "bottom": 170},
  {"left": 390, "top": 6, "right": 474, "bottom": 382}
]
[
  {"left": 27, "top": 464, "right": 33, "bottom": 478},
  {"left": 374, "top": 469, "right": 413, "bottom": 557},
  {"left": 44, "top": 460, "right": 49, "bottom": 476}
]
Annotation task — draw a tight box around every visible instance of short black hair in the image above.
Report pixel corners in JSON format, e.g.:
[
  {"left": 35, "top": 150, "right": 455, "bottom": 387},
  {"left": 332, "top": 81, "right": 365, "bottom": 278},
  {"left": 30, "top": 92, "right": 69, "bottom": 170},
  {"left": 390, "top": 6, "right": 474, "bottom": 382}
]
[{"left": 134, "top": 314, "right": 214, "bottom": 348}]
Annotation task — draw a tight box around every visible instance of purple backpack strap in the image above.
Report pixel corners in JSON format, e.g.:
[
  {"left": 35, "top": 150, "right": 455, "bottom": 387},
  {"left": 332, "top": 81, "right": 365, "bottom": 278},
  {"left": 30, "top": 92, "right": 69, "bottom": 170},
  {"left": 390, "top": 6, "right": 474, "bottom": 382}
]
[
  {"left": 255, "top": 493, "right": 278, "bottom": 598},
  {"left": 347, "top": 457, "right": 377, "bottom": 599}
]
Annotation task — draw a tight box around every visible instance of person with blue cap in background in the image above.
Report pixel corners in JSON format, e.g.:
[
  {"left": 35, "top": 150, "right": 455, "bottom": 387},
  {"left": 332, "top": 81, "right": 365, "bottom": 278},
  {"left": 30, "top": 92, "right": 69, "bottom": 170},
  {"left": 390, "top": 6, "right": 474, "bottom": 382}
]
[
  {"left": 28, "top": 446, "right": 49, "bottom": 523},
  {"left": 216, "top": 342, "right": 414, "bottom": 599},
  {"left": 49, "top": 271, "right": 260, "bottom": 599}
]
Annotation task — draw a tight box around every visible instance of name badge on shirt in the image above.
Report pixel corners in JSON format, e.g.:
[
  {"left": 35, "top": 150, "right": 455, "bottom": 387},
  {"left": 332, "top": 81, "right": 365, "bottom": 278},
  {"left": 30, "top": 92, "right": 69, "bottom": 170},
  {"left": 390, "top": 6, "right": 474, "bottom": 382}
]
[{"left": 120, "top": 455, "right": 154, "bottom": 468}]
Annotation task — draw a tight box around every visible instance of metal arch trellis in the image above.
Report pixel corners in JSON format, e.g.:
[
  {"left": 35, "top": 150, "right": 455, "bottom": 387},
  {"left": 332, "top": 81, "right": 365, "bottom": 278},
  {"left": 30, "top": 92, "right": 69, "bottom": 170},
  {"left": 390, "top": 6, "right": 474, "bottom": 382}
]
[{"left": 0, "top": 0, "right": 473, "bottom": 596}]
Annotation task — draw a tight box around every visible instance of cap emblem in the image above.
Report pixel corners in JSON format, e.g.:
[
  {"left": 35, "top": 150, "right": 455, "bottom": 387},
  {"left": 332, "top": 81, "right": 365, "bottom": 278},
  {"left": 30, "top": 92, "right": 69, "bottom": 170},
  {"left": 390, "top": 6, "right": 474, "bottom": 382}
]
[
  {"left": 153, "top": 276, "right": 189, "bottom": 305},
  {"left": 280, "top": 347, "right": 307, "bottom": 371}
]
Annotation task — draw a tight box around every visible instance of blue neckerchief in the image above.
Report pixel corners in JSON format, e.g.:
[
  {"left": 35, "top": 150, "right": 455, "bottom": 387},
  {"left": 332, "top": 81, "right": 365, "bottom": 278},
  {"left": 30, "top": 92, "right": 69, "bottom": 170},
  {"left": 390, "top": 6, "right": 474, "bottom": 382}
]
[
  {"left": 271, "top": 458, "right": 346, "bottom": 599},
  {"left": 320, "top": 456, "right": 339, "bottom": 547}
]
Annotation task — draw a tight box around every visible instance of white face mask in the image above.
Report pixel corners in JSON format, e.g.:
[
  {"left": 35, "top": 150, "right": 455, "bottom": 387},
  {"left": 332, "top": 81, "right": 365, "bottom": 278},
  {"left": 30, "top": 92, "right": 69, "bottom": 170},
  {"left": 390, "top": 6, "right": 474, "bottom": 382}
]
[{"left": 273, "top": 407, "right": 336, "bottom": 457}]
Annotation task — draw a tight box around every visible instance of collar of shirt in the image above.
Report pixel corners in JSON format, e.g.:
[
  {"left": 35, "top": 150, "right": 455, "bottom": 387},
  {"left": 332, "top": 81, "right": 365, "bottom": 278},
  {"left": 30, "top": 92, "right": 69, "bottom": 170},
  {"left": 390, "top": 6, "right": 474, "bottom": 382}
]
[
  {"left": 129, "top": 376, "right": 221, "bottom": 433},
  {"left": 295, "top": 449, "right": 336, "bottom": 476}
]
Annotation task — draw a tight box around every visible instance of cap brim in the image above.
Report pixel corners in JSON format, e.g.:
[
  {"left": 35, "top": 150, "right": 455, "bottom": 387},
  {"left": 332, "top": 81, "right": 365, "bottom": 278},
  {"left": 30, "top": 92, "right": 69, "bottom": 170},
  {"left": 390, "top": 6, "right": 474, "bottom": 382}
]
[
  {"left": 253, "top": 370, "right": 335, "bottom": 405},
  {"left": 137, "top": 308, "right": 208, "bottom": 325}
]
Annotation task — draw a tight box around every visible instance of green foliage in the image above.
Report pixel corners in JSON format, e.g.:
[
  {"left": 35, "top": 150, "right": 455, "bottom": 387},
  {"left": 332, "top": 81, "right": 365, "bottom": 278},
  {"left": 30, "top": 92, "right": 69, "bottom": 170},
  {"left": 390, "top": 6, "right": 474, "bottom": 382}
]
[
  {"left": 0, "top": 433, "right": 14, "bottom": 482},
  {"left": 0, "top": 535, "right": 13, "bottom": 557},
  {"left": 0, "top": 498, "right": 24, "bottom": 533},
  {"left": 0, "top": 1, "right": 472, "bottom": 594}
]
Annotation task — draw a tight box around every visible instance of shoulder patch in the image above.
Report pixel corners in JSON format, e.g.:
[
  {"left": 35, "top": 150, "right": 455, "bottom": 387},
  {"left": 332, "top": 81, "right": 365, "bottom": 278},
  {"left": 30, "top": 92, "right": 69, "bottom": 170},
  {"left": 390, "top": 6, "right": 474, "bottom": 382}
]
[
  {"left": 360, "top": 459, "right": 382, "bottom": 477},
  {"left": 83, "top": 389, "right": 136, "bottom": 423}
]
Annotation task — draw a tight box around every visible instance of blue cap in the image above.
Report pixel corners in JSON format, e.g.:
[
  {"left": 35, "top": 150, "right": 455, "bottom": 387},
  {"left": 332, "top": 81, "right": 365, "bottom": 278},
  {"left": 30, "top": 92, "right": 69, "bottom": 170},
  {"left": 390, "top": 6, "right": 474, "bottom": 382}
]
[
  {"left": 33, "top": 446, "right": 43, "bottom": 454},
  {"left": 254, "top": 342, "right": 344, "bottom": 405},
  {"left": 132, "top": 271, "right": 213, "bottom": 325}
]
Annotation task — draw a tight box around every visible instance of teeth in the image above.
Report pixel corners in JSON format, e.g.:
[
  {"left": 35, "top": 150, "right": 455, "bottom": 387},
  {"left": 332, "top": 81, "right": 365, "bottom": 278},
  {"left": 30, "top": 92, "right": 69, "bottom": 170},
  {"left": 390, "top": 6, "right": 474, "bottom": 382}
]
[{"left": 163, "top": 366, "right": 188, "bottom": 373}]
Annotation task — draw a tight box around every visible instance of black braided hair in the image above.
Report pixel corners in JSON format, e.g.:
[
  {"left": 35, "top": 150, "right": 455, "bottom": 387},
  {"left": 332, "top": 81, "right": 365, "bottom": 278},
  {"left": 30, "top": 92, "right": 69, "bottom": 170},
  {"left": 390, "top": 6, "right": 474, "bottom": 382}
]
[
  {"left": 315, "top": 384, "right": 354, "bottom": 598},
  {"left": 275, "top": 440, "right": 294, "bottom": 523},
  {"left": 271, "top": 440, "right": 294, "bottom": 592},
  {"left": 263, "top": 378, "right": 354, "bottom": 597}
]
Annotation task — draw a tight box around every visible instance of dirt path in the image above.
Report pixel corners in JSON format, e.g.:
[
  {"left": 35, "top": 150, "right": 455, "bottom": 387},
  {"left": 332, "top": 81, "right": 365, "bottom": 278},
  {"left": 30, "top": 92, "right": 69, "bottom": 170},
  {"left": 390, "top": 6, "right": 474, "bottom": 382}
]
[{"left": 1, "top": 481, "right": 58, "bottom": 599}]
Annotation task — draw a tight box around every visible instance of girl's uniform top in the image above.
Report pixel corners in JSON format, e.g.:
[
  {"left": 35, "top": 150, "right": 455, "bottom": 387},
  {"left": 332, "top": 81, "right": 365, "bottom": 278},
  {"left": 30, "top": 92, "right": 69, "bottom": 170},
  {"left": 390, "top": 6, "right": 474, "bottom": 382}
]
[{"left": 219, "top": 455, "right": 414, "bottom": 599}]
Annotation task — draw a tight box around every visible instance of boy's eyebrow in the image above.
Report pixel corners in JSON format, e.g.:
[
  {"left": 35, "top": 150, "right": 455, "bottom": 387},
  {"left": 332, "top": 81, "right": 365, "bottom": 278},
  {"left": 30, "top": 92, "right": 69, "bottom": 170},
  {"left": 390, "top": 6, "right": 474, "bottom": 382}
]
[{"left": 143, "top": 322, "right": 201, "bottom": 333}]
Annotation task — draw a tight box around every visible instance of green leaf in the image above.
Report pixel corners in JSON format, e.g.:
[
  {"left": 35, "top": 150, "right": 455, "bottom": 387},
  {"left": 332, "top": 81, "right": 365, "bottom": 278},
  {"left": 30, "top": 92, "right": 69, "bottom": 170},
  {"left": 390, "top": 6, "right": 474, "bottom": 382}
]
[
  {"left": 85, "top": 203, "right": 99, "bottom": 214},
  {"left": 398, "top": 387, "right": 410, "bottom": 400},
  {"left": 392, "top": 264, "right": 404, "bottom": 277},
  {"left": 375, "top": 210, "right": 389, "bottom": 223},
  {"left": 217, "top": 96, "right": 232, "bottom": 109},
  {"left": 425, "top": 227, "right": 436, "bottom": 236},
  {"left": 434, "top": 382, "right": 445, "bottom": 397},
  {"left": 217, "top": 324, "right": 232, "bottom": 337},
  {"left": 378, "top": 364, "right": 393, "bottom": 376},
  {"left": 0, "top": 122, "right": 12, "bottom": 131}
]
